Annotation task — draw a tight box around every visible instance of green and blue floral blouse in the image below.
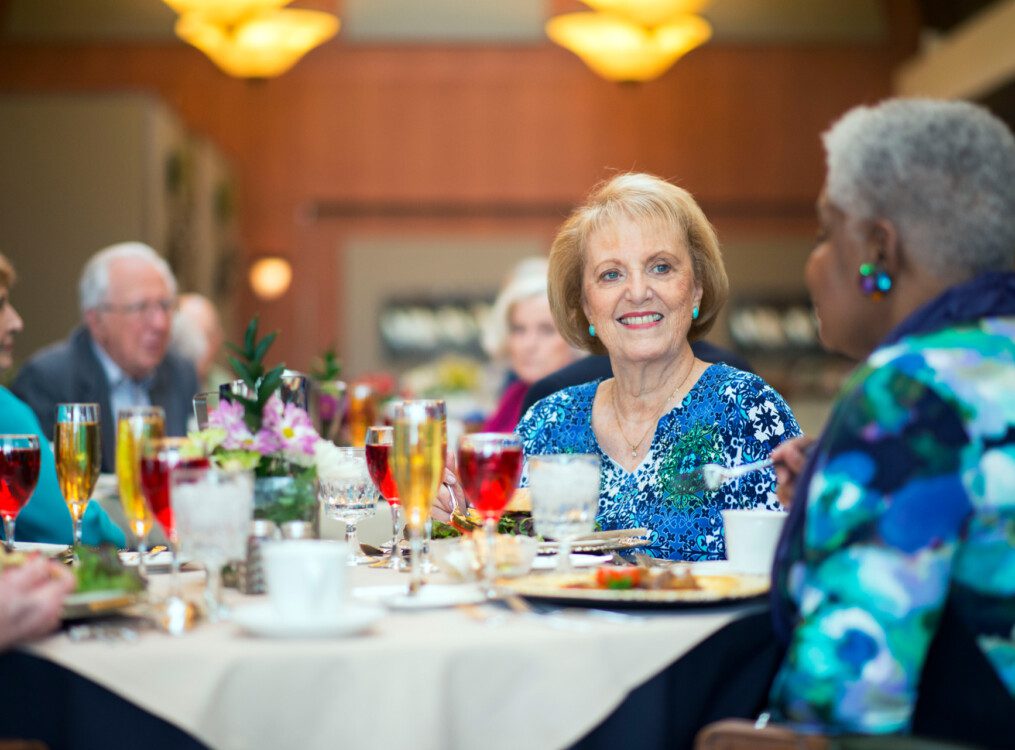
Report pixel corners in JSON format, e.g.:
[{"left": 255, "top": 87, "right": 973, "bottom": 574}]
[
  {"left": 769, "top": 317, "right": 1015, "bottom": 733},
  {"left": 516, "top": 363, "right": 800, "bottom": 560}
]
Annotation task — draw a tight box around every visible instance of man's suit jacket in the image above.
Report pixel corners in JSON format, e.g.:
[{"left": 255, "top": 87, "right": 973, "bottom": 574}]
[{"left": 11, "top": 326, "right": 199, "bottom": 472}]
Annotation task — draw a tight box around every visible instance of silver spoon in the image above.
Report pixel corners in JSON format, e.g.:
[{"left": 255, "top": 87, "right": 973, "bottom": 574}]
[{"left": 667, "top": 458, "right": 774, "bottom": 494}]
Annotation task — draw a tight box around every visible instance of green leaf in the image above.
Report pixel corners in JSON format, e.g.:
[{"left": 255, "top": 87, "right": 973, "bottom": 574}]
[
  {"left": 228, "top": 356, "right": 256, "bottom": 387},
  {"left": 243, "top": 316, "right": 258, "bottom": 354},
  {"left": 252, "top": 331, "right": 278, "bottom": 364}
]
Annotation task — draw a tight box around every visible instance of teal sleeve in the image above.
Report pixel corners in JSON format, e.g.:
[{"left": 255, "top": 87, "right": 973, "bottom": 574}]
[{"left": 0, "top": 388, "right": 125, "bottom": 547}]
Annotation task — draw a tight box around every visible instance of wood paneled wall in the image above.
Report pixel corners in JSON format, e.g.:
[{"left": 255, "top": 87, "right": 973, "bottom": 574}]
[{"left": 0, "top": 37, "right": 898, "bottom": 369}]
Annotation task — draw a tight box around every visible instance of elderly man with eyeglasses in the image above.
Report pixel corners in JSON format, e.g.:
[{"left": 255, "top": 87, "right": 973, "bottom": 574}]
[{"left": 12, "top": 242, "right": 198, "bottom": 472}]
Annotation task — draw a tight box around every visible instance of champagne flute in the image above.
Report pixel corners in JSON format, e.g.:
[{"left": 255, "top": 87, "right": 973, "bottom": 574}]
[
  {"left": 365, "top": 425, "right": 404, "bottom": 569},
  {"left": 529, "top": 454, "right": 601, "bottom": 572},
  {"left": 53, "top": 404, "right": 101, "bottom": 557},
  {"left": 457, "top": 433, "right": 524, "bottom": 594},
  {"left": 140, "top": 437, "right": 210, "bottom": 598},
  {"left": 116, "top": 406, "right": 165, "bottom": 578},
  {"left": 0, "top": 434, "right": 41, "bottom": 551},
  {"left": 317, "top": 447, "right": 378, "bottom": 566},
  {"left": 171, "top": 466, "right": 253, "bottom": 621},
  {"left": 345, "top": 383, "right": 377, "bottom": 447},
  {"left": 389, "top": 400, "right": 445, "bottom": 596}
]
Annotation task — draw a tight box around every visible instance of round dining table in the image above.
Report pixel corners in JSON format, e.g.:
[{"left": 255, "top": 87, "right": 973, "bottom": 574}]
[{"left": 1, "top": 563, "right": 774, "bottom": 750}]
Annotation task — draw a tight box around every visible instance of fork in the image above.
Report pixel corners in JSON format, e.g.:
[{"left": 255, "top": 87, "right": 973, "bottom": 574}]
[{"left": 667, "top": 458, "right": 774, "bottom": 494}]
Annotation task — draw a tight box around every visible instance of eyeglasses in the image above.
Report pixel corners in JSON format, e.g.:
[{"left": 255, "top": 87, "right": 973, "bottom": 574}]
[{"left": 99, "top": 298, "right": 177, "bottom": 318}]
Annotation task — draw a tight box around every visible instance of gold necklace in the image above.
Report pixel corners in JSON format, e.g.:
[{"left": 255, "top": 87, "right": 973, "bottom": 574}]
[{"left": 611, "top": 359, "right": 697, "bottom": 459}]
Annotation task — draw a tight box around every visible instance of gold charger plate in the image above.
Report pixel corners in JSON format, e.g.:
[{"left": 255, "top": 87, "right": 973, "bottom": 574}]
[
  {"left": 502, "top": 571, "right": 770, "bottom": 609},
  {"left": 62, "top": 590, "right": 140, "bottom": 621}
]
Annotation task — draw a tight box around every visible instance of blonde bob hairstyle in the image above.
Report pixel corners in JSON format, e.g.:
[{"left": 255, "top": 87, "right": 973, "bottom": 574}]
[
  {"left": 0, "top": 253, "right": 14, "bottom": 290},
  {"left": 548, "top": 173, "right": 728, "bottom": 356}
]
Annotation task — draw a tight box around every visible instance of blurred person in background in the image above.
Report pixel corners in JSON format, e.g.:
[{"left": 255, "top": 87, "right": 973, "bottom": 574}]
[
  {"left": 171, "top": 292, "right": 230, "bottom": 393},
  {"left": 480, "top": 256, "right": 579, "bottom": 431},
  {"left": 12, "top": 242, "right": 197, "bottom": 472},
  {"left": 512, "top": 173, "right": 800, "bottom": 560},
  {"left": 0, "top": 252, "right": 124, "bottom": 546}
]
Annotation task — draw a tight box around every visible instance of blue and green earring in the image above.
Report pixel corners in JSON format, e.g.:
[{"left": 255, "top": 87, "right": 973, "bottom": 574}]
[
  {"left": 858, "top": 262, "right": 893, "bottom": 299},
  {"left": 588, "top": 323, "right": 596, "bottom": 337},
  {"left": 691, "top": 306, "right": 700, "bottom": 321}
]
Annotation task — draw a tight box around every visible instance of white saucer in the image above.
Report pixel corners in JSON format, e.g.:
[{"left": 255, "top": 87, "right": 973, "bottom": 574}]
[
  {"left": 532, "top": 553, "right": 611, "bottom": 570},
  {"left": 119, "top": 551, "right": 176, "bottom": 571},
  {"left": 353, "top": 583, "right": 487, "bottom": 610},
  {"left": 232, "top": 602, "right": 383, "bottom": 639}
]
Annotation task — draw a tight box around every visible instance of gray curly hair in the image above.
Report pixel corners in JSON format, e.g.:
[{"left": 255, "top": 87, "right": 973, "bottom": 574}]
[
  {"left": 79, "top": 242, "right": 176, "bottom": 313},
  {"left": 823, "top": 98, "right": 1015, "bottom": 278}
]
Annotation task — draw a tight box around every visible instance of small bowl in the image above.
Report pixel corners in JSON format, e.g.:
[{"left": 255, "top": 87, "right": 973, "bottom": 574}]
[{"left": 430, "top": 535, "right": 538, "bottom": 581}]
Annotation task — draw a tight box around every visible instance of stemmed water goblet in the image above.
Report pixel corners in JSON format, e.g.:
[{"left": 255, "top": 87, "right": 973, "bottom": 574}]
[
  {"left": 389, "top": 400, "right": 445, "bottom": 596},
  {"left": 116, "top": 406, "right": 165, "bottom": 579},
  {"left": 0, "top": 434, "right": 41, "bottom": 551},
  {"left": 171, "top": 466, "right": 253, "bottom": 621},
  {"left": 529, "top": 454, "right": 601, "bottom": 572},
  {"left": 318, "top": 447, "right": 378, "bottom": 566},
  {"left": 365, "top": 425, "right": 405, "bottom": 569},
  {"left": 53, "top": 403, "right": 101, "bottom": 558},
  {"left": 456, "top": 433, "right": 524, "bottom": 595}
]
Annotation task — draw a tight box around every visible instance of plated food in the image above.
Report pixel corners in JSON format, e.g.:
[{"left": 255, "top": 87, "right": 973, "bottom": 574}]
[{"left": 502, "top": 567, "right": 770, "bottom": 608}]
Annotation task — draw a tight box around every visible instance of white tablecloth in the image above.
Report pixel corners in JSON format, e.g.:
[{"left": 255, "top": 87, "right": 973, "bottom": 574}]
[{"left": 28, "top": 567, "right": 761, "bottom": 750}]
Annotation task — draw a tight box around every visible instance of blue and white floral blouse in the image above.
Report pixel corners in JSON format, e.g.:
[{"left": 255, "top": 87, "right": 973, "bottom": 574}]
[
  {"left": 769, "top": 317, "right": 1015, "bottom": 733},
  {"left": 516, "top": 363, "right": 801, "bottom": 560}
]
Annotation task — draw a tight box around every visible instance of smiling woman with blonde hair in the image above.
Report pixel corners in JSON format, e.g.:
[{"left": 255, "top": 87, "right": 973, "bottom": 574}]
[{"left": 516, "top": 173, "right": 800, "bottom": 560}]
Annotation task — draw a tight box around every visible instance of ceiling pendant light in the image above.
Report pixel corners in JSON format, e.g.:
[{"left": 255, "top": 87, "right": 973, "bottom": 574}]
[
  {"left": 580, "top": 0, "right": 710, "bottom": 28},
  {"left": 546, "top": 10, "right": 711, "bottom": 83},
  {"left": 166, "top": 1, "right": 340, "bottom": 79}
]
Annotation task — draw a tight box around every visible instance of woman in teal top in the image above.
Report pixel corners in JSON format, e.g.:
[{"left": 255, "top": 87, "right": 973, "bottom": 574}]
[{"left": 0, "top": 253, "right": 124, "bottom": 546}]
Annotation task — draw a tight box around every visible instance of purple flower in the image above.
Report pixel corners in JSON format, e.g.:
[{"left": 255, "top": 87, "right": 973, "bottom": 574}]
[
  {"left": 261, "top": 394, "right": 319, "bottom": 459},
  {"left": 208, "top": 399, "right": 255, "bottom": 450}
]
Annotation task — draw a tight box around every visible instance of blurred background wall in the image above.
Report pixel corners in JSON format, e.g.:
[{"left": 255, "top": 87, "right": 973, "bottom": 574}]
[{"left": 1, "top": 0, "right": 1012, "bottom": 432}]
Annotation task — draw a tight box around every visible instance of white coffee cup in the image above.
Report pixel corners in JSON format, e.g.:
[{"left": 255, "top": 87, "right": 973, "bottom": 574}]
[
  {"left": 721, "top": 508, "right": 787, "bottom": 574},
  {"left": 262, "top": 540, "right": 348, "bottom": 621}
]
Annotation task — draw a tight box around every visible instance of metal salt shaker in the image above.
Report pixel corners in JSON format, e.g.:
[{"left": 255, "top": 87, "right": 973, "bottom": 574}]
[{"left": 238, "top": 519, "right": 280, "bottom": 595}]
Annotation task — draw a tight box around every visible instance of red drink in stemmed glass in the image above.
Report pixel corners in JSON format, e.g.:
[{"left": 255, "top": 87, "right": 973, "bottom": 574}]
[
  {"left": 0, "top": 435, "right": 41, "bottom": 547},
  {"left": 366, "top": 442, "right": 399, "bottom": 506},
  {"left": 457, "top": 444, "right": 523, "bottom": 520},
  {"left": 139, "top": 438, "right": 210, "bottom": 537},
  {"left": 456, "top": 432, "right": 524, "bottom": 594}
]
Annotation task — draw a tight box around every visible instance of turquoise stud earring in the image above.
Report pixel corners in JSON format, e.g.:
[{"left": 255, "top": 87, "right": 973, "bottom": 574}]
[
  {"left": 692, "top": 306, "right": 700, "bottom": 320},
  {"left": 588, "top": 324, "right": 596, "bottom": 337},
  {"left": 858, "top": 262, "right": 893, "bottom": 299}
]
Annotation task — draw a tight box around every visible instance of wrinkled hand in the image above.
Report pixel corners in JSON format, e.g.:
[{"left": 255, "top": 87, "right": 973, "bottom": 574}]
[
  {"left": 0, "top": 556, "right": 75, "bottom": 651},
  {"left": 431, "top": 450, "right": 464, "bottom": 524},
  {"left": 772, "top": 435, "right": 815, "bottom": 511}
]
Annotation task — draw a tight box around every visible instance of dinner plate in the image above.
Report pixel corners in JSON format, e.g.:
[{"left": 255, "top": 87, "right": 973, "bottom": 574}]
[
  {"left": 502, "top": 571, "right": 770, "bottom": 609},
  {"left": 353, "top": 583, "right": 487, "bottom": 610},
  {"left": 12, "top": 541, "right": 69, "bottom": 556},
  {"left": 531, "top": 553, "right": 611, "bottom": 570},
  {"left": 536, "top": 536, "right": 649, "bottom": 556},
  {"left": 119, "top": 551, "right": 177, "bottom": 572},
  {"left": 232, "top": 602, "right": 383, "bottom": 639},
  {"left": 62, "top": 590, "right": 140, "bottom": 620}
]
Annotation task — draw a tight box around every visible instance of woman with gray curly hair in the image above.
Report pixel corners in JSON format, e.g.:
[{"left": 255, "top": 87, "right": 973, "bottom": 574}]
[{"left": 701, "top": 98, "right": 1015, "bottom": 746}]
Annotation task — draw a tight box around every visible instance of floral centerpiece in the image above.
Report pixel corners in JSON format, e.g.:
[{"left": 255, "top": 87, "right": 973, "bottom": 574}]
[{"left": 189, "top": 317, "right": 348, "bottom": 526}]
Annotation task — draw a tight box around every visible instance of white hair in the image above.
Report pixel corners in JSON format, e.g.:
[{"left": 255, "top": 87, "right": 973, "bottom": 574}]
[
  {"left": 78, "top": 242, "right": 177, "bottom": 313},
  {"left": 481, "top": 257, "right": 551, "bottom": 360},
  {"left": 170, "top": 307, "right": 209, "bottom": 365},
  {"left": 823, "top": 98, "right": 1015, "bottom": 278}
]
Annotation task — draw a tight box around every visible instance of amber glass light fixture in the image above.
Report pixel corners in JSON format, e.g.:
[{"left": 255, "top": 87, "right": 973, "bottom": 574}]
[
  {"left": 249, "top": 257, "right": 293, "bottom": 300},
  {"left": 165, "top": 1, "right": 339, "bottom": 79},
  {"left": 546, "top": 1, "right": 712, "bottom": 83}
]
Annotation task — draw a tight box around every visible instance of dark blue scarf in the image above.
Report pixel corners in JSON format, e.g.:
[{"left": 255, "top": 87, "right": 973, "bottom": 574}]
[{"left": 771, "top": 271, "right": 1015, "bottom": 642}]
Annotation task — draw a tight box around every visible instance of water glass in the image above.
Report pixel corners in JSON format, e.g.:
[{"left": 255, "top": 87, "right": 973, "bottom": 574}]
[
  {"left": 318, "top": 447, "right": 379, "bottom": 566},
  {"left": 192, "top": 391, "right": 220, "bottom": 430},
  {"left": 171, "top": 467, "right": 254, "bottom": 620},
  {"left": 529, "top": 454, "right": 600, "bottom": 572}
]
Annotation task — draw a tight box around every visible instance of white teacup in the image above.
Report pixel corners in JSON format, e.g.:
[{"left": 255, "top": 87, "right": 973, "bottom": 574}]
[
  {"left": 721, "top": 508, "right": 787, "bottom": 574},
  {"left": 262, "top": 540, "right": 349, "bottom": 621}
]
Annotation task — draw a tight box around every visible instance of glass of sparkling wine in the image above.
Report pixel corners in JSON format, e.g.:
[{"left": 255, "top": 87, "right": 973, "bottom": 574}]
[
  {"left": 171, "top": 466, "right": 253, "bottom": 621},
  {"left": 0, "top": 434, "right": 41, "bottom": 551},
  {"left": 529, "top": 454, "right": 601, "bottom": 572},
  {"left": 116, "top": 406, "right": 165, "bottom": 578},
  {"left": 365, "top": 425, "right": 404, "bottom": 570},
  {"left": 318, "top": 447, "right": 378, "bottom": 566},
  {"left": 345, "top": 383, "right": 377, "bottom": 448},
  {"left": 54, "top": 403, "right": 101, "bottom": 556},
  {"left": 389, "top": 400, "right": 445, "bottom": 596},
  {"left": 457, "top": 433, "right": 524, "bottom": 594}
]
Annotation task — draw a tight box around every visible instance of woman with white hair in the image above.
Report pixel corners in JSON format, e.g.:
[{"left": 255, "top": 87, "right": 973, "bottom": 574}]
[{"left": 480, "top": 257, "right": 577, "bottom": 431}]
